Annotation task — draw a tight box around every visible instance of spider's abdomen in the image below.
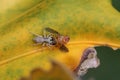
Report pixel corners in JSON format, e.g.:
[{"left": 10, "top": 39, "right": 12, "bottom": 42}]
[{"left": 33, "top": 37, "right": 44, "bottom": 43}]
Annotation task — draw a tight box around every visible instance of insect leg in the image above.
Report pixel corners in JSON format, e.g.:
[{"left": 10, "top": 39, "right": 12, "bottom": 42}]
[
  {"left": 46, "top": 44, "right": 51, "bottom": 48},
  {"left": 42, "top": 43, "right": 46, "bottom": 47},
  {"left": 43, "top": 30, "right": 47, "bottom": 38},
  {"left": 47, "top": 33, "right": 53, "bottom": 38},
  {"left": 29, "top": 31, "right": 41, "bottom": 37},
  {"left": 46, "top": 43, "right": 54, "bottom": 49}
]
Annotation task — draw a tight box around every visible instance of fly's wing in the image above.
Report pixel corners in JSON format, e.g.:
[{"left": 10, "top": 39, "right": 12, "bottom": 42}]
[
  {"left": 59, "top": 44, "right": 69, "bottom": 52},
  {"left": 44, "top": 27, "right": 60, "bottom": 35}
]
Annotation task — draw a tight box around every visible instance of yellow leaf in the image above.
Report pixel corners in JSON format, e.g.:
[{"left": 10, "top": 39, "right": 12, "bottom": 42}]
[
  {"left": 20, "top": 59, "right": 78, "bottom": 80},
  {"left": 0, "top": 0, "right": 120, "bottom": 80}
]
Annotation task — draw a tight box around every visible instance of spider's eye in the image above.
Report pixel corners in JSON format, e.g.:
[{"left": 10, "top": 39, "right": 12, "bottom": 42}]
[
  {"left": 50, "top": 37, "right": 54, "bottom": 41},
  {"left": 49, "top": 37, "right": 56, "bottom": 45}
]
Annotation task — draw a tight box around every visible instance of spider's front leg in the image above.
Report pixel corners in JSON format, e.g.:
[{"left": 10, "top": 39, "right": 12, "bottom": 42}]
[
  {"left": 47, "top": 33, "right": 53, "bottom": 38},
  {"left": 43, "top": 30, "right": 47, "bottom": 38}
]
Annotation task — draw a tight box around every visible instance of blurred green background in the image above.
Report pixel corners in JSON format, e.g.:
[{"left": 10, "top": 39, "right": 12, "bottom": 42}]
[
  {"left": 112, "top": 0, "right": 120, "bottom": 12},
  {"left": 83, "top": 46, "right": 120, "bottom": 80}
]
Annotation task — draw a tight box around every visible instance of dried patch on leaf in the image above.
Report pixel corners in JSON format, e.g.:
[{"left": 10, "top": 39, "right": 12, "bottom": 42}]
[{"left": 74, "top": 47, "right": 100, "bottom": 76}]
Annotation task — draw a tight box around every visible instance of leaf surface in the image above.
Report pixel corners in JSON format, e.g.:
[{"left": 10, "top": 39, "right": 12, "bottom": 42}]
[{"left": 0, "top": 0, "right": 120, "bottom": 80}]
